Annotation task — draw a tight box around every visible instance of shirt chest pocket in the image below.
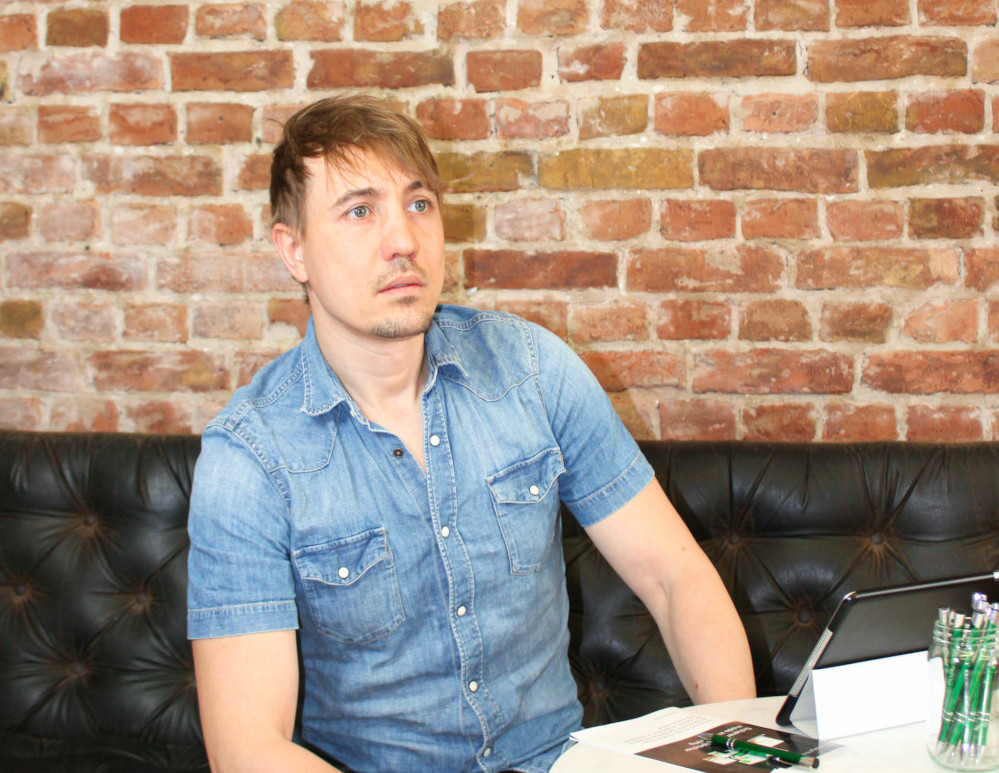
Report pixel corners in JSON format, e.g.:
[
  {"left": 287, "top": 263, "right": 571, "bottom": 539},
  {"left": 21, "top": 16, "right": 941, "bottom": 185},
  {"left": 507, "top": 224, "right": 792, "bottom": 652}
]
[
  {"left": 487, "top": 448, "right": 566, "bottom": 575},
  {"left": 293, "top": 528, "right": 405, "bottom": 644}
]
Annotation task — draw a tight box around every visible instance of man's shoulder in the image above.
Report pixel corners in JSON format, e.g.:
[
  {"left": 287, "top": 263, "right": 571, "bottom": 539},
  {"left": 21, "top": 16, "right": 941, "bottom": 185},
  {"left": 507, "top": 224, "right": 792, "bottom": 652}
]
[{"left": 207, "top": 343, "right": 306, "bottom": 433}]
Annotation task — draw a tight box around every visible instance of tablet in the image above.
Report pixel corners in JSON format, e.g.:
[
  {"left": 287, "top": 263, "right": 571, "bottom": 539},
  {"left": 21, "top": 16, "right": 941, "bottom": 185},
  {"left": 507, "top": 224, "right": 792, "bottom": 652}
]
[{"left": 775, "top": 571, "right": 999, "bottom": 727}]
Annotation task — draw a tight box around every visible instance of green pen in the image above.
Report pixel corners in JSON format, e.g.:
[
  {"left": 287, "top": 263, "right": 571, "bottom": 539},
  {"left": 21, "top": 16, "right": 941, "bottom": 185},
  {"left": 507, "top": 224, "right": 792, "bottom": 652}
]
[{"left": 705, "top": 734, "right": 820, "bottom": 769}]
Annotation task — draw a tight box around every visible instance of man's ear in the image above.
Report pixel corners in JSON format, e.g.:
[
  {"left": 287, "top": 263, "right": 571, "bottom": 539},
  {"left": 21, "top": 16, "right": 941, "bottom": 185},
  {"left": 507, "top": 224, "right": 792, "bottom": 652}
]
[{"left": 272, "top": 222, "right": 309, "bottom": 284}]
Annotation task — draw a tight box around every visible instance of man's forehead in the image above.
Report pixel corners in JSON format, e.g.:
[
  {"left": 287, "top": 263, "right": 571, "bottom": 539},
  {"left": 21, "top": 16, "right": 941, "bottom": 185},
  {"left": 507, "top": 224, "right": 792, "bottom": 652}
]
[{"left": 304, "top": 151, "right": 424, "bottom": 196}]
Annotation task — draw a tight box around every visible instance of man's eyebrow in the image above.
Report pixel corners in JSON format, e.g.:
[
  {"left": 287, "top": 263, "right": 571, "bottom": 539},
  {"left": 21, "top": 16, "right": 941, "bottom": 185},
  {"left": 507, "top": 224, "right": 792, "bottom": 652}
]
[{"left": 331, "top": 179, "right": 431, "bottom": 209}]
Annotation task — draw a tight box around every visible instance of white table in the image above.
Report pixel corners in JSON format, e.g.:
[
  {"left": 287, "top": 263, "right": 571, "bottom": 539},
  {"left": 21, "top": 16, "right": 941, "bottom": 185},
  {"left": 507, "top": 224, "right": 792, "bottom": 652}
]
[{"left": 552, "top": 696, "right": 940, "bottom": 772}]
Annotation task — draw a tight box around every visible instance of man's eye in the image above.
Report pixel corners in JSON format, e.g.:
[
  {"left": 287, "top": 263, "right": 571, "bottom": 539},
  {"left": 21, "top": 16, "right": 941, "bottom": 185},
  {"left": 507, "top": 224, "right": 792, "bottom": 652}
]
[
  {"left": 348, "top": 205, "right": 370, "bottom": 219},
  {"left": 409, "top": 199, "right": 429, "bottom": 213}
]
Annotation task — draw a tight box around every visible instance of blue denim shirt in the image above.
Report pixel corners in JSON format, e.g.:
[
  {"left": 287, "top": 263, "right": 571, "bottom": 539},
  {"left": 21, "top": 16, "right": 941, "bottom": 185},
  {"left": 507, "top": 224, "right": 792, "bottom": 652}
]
[{"left": 187, "top": 305, "right": 653, "bottom": 773}]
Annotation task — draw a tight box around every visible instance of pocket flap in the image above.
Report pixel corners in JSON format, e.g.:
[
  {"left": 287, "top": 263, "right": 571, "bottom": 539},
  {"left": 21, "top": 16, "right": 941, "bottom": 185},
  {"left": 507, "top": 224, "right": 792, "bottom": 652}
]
[
  {"left": 487, "top": 448, "right": 565, "bottom": 505},
  {"left": 295, "top": 528, "right": 390, "bottom": 587}
]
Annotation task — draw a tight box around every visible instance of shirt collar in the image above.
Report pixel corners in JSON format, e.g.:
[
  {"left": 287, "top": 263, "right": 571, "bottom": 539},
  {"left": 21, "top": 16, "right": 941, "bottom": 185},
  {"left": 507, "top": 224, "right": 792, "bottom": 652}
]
[{"left": 299, "top": 309, "right": 467, "bottom": 417}]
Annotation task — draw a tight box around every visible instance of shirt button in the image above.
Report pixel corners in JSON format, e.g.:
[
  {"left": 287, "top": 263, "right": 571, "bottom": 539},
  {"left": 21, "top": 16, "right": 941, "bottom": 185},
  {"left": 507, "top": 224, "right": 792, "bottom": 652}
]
[
  {"left": 483, "top": 747, "right": 492, "bottom": 758},
  {"left": 337, "top": 567, "right": 350, "bottom": 579},
  {"left": 529, "top": 484, "right": 540, "bottom": 496},
  {"left": 441, "top": 525, "right": 450, "bottom": 538},
  {"left": 456, "top": 605, "right": 467, "bottom": 617},
  {"left": 392, "top": 448, "right": 404, "bottom": 458},
  {"left": 430, "top": 434, "right": 441, "bottom": 447},
  {"left": 468, "top": 680, "right": 479, "bottom": 692}
]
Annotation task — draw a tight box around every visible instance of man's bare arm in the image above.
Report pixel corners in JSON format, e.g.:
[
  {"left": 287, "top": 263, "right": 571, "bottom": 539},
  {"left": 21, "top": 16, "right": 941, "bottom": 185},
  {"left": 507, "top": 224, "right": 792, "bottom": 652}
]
[
  {"left": 193, "top": 630, "right": 342, "bottom": 773},
  {"left": 583, "top": 478, "right": 756, "bottom": 704}
]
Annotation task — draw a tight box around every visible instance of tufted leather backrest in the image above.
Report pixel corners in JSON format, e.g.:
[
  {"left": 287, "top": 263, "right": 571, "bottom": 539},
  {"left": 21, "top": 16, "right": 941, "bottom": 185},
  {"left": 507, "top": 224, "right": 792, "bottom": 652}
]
[{"left": 3, "top": 431, "right": 999, "bottom": 759}]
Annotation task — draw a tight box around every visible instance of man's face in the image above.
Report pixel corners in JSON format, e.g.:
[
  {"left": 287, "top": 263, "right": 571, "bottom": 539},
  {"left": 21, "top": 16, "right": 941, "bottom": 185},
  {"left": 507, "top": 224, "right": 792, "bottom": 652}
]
[{"left": 277, "top": 149, "right": 445, "bottom": 345}]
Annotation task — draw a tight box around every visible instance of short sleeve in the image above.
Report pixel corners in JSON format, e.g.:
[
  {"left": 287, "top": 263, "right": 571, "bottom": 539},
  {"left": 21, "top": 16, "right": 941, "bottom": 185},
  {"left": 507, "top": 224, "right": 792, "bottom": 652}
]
[
  {"left": 187, "top": 425, "right": 299, "bottom": 639},
  {"left": 532, "top": 325, "right": 654, "bottom": 527}
]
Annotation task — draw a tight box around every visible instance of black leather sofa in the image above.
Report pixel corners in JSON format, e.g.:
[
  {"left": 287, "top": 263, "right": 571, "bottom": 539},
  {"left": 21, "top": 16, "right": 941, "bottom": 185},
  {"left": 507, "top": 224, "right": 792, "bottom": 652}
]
[{"left": 2, "top": 430, "right": 999, "bottom": 771}]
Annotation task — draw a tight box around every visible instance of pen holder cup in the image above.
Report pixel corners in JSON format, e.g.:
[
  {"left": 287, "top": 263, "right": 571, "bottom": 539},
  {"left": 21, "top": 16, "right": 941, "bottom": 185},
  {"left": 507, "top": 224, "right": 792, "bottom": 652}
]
[{"left": 928, "top": 621, "right": 999, "bottom": 771}]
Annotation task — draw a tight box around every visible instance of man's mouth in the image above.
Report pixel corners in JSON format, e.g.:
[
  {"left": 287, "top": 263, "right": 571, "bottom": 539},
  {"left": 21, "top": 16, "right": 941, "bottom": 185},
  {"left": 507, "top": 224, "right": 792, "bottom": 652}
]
[{"left": 379, "top": 274, "right": 424, "bottom": 294}]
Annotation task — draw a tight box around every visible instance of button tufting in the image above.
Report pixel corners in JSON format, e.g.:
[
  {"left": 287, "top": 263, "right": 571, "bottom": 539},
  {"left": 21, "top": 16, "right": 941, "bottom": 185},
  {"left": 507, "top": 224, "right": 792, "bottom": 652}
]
[
  {"left": 797, "top": 610, "right": 812, "bottom": 625},
  {"left": 13, "top": 583, "right": 27, "bottom": 596},
  {"left": 871, "top": 532, "right": 884, "bottom": 545},
  {"left": 728, "top": 533, "right": 741, "bottom": 545}
]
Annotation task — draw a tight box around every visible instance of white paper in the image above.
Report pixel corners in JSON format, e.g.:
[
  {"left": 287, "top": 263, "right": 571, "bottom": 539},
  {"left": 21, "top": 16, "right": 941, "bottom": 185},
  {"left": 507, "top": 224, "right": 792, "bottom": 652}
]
[{"left": 570, "top": 708, "right": 721, "bottom": 754}]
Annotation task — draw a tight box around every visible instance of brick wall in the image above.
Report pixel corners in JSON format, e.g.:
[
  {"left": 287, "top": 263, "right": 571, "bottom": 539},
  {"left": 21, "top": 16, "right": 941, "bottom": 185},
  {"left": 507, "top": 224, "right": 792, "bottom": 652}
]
[{"left": 2, "top": 0, "right": 998, "bottom": 442}]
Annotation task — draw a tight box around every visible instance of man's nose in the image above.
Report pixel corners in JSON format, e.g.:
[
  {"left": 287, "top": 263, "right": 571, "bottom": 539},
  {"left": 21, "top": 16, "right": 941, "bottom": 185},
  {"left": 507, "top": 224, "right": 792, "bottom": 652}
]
[{"left": 382, "top": 204, "right": 418, "bottom": 260}]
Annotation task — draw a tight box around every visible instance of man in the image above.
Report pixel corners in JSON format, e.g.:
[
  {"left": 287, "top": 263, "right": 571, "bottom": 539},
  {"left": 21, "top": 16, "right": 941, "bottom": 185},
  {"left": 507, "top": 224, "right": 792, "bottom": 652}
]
[{"left": 187, "top": 94, "right": 754, "bottom": 773}]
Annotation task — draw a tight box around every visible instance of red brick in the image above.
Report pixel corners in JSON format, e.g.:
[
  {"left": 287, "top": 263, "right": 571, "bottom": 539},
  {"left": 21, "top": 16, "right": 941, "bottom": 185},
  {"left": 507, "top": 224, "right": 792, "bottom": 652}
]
[
  {"left": 659, "top": 400, "right": 737, "bottom": 441},
  {"left": 973, "top": 39, "right": 999, "bottom": 83},
  {"left": 700, "top": 148, "right": 858, "bottom": 193},
  {"left": 438, "top": 0, "right": 506, "bottom": 40},
  {"left": 0, "top": 107, "right": 32, "bottom": 146},
  {"left": 919, "top": 0, "right": 996, "bottom": 25},
  {"left": 195, "top": 4, "right": 266, "bottom": 39},
  {"left": 84, "top": 154, "right": 221, "bottom": 196},
  {"left": 437, "top": 152, "right": 534, "bottom": 193},
  {"left": 494, "top": 300, "right": 568, "bottom": 339},
  {"left": 47, "top": 8, "right": 108, "bottom": 47},
  {"left": 0, "top": 347, "right": 80, "bottom": 391},
  {"left": 638, "top": 40, "right": 796, "bottom": 79},
  {"left": 744, "top": 404, "right": 817, "bottom": 442},
  {"left": 467, "top": 50, "right": 541, "bottom": 92},
  {"left": 628, "top": 246, "right": 784, "bottom": 293},
  {"left": 675, "top": 0, "right": 748, "bottom": 30},
  {"left": 268, "top": 298, "right": 310, "bottom": 338},
  {"left": 864, "top": 351, "right": 999, "bottom": 393},
  {"left": 827, "top": 200, "right": 904, "bottom": 241},
  {"left": 496, "top": 99, "right": 570, "bottom": 140},
  {"left": 309, "top": 49, "right": 453, "bottom": 89},
  {"left": 910, "top": 197, "right": 984, "bottom": 239},
  {"left": 694, "top": 348, "right": 854, "bottom": 394},
  {"left": 0, "top": 398, "right": 43, "bottom": 431},
  {"left": 654, "top": 92, "right": 729, "bottom": 136},
  {"left": 127, "top": 401, "right": 194, "bottom": 435},
  {"left": 186, "top": 102, "right": 254, "bottom": 143},
  {"left": 39, "top": 200, "right": 98, "bottom": 242},
  {"left": 494, "top": 199, "right": 564, "bottom": 242},
  {"left": 756, "top": 0, "right": 829, "bottom": 30},
  {"left": 611, "top": 392, "right": 659, "bottom": 441},
  {"left": 570, "top": 300, "right": 648, "bottom": 342},
  {"left": 835, "top": 0, "right": 909, "bottom": 26},
  {"left": 867, "top": 145, "right": 999, "bottom": 187},
  {"left": 189, "top": 204, "right": 253, "bottom": 245},
  {"left": 120, "top": 5, "right": 189, "bottom": 44},
  {"left": 172, "top": 51, "right": 294, "bottom": 91},
  {"left": 0, "top": 202, "right": 30, "bottom": 240},
  {"left": 991, "top": 302, "right": 999, "bottom": 342},
  {"left": 157, "top": 250, "right": 303, "bottom": 293},
  {"left": 0, "top": 153, "right": 75, "bottom": 193},
  {"left": 0, "top": 14, "right": 37, "bottom": 51},
  {"left": 52, "top": 301, "right": 114, "bottom": 342},
  {"left": 827, "top": 91, "right": 898, "bottom": 133},
  {"left": 540, "top": 148, "right": 693, "bottom": 190},
  {"left": 111, "top": 204, "right": 176, "bottom": 245},
  {"left": 109, "top": 104, "right": 178, "bottom": 145},
  {"left": 355, "top": 1, "right": 423, "bottom": 40},
  {"left": 0, "top": 299, "right": 43, "bottom": 338},
  {"left": 740, "top": 300, "right": 812, "bottom": 342},
  {"left": 907, "top": 406, "right": 983, "bottom": 442},
  {"left": 275, "top": 1, "right": 345, "bottom": 41},
  {"left": 416, "top": 99, "right": 489, "bottom": 140},
  {"left": 661, "top": 199, "right": 735, "bottom": 241},
  {"left": 580, "top": 350, "right": 683, "bottom": 390},
  {"left": 602, "top": 0, "right": 673, "bottom": 31},
  {"left": 7, "top": 251, "right": 146, "bottom": 291},
  {"left": 517, "top": 0, "right": 588, "bottom": 34},
  {"left": 823, "top": 404, "right": 897, "bottom": 441},
  {"left": 558, "top": 43, "right": 627, "bottom": 82},
  {"left": 443, "top": 204, "right": 486, "bottom": 243},
  {"left": 464, "top": 249, "right": 617, "bottom": 290},
  {"left": 237, "top": 153, "right": 272, "bottom": 190},
  {"left": 193, "top": 301, "right": 264, "bottom": 340},
  {"left": 808, "top": 36, "right": 966, "bottom": 82},
  {"left": 967, "top": 248, "right": 999, "bottom": 290},
  {"left": 798, "top": 246, "right": 959, "bottom": 289},
  {"left": 38, "top": 105, "right": 100, "bottom": 143},
  {"left": 124, "top": 303, "right": 189, "bottom": 342},
  {"left": 656, "top": 299, "right": 732, "bottom": 340},
  {"left": 261, "top": 104, "right": 305, "bottom": 144},
  {"left": 821, "top": 302, "right": 894, "bottom": 342},
  {"left": 89, "top": 350, "right": 228, "bottom": 392},
  {"left": 906, "top": 90, "right": 984, "bottom": 134},
  {"left": 902, "top": 299, "right": 979, "bottom": 343},
  {"left": 580, "top": 198, "right": 651, "bottom": 241},
  {"left": 579, "top": 95, "right": 648, "bottom": 139},
  {"left": 50, "top": 398, "right": 119, "bottom": 433},
  {"left": 742, "top": 94, "right": 819, "bottom": 133},
  {"left": 742, "top": 198, "right": 819, "bottom": 239},
  {"left": 20, "top": 52, "right": 162, "bottom": 95},
  {"left": 234, "top": 351, "right": 283, "bottom": 388}
]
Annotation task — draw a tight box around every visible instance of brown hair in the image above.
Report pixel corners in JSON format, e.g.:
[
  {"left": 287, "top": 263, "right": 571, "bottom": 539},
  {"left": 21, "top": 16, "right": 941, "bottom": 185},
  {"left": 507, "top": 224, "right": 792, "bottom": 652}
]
[{"left": 269, "top": 94, "right": 443, "bottom": 236}]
